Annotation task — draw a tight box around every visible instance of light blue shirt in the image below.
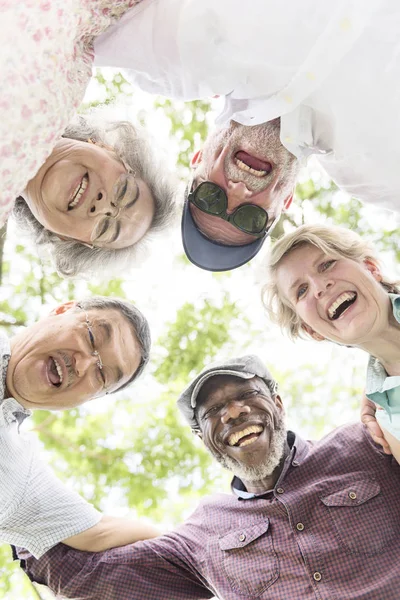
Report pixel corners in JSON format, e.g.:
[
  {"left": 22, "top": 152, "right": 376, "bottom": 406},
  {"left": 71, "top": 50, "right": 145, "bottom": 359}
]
[{"left": 366, "top": 294, "right": 400, "bottom": 439}]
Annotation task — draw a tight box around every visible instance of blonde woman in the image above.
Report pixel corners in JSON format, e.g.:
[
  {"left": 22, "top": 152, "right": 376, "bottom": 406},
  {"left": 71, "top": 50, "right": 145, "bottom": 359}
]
[{"left": 263, "top": 224, "right": 400, "bottom": 461}]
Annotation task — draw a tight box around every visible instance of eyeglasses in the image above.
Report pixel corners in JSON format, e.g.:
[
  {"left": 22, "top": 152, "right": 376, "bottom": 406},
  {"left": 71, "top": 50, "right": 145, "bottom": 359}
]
[
  {"left": 90, "top": 163, "right": 138, "bottom": 246},
  {"left": 188, "top": 181, "right": 274, "bottom": 238},
  {"left": 77, "top": 303, "right": 107, "bottom": 394}
]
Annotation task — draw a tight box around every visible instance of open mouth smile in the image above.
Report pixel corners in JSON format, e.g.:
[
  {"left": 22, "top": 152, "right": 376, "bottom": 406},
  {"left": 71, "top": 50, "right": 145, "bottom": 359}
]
[
  {"left": 227, "top": 424, "right": 264, "bottom": 448},
  {"left": 234, "top": 151, "right": 272, "bottom": 178},
  {"left": 47, "top": 356, "right": 64, "bottom": 388},
  {"left": 68, "top": 173, "right": 89, "bottom": 210},
  {"left": 327, "top": 291, "right": 357, "bottom": 321}
]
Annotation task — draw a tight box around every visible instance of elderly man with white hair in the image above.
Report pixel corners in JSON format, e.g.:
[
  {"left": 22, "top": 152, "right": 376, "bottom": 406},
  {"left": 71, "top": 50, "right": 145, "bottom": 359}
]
[{"left": 94, "top": 0, "right": 400, "bottom": 271}]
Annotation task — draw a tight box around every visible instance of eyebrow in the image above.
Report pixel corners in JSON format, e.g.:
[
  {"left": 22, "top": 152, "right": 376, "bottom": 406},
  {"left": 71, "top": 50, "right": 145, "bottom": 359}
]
[
  {"left": 96, "top": 321, "right": 124, "bottom": 385},
  {"left": 288, "top": 277, "right": 302, "bottom": 297},
  {"left": 123, "top": 180, "right": 140, "bottom": 210},
  {"left": 96, "top": 179, "right": 140, "bottom": 243},
  {"left": 108, "top": 220, "right": 121, "bottom": 243},
  {"left": 98, "top": 320, "right": 112, "bottom": 343},
  {"left": 287, "top": 252, "right": 325, "bottom": 296},
  {"left": 200, "top": 379, "right": 258, "bottom": 407}
]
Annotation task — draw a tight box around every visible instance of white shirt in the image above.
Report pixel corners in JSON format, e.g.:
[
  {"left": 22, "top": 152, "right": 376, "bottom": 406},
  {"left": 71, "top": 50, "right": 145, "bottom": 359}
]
[
  {"left": 95, "top": 0, "right": 400, "bottom": 213},
  {"left": 0, "top": 334, "right": 100, "bottom": 559}
]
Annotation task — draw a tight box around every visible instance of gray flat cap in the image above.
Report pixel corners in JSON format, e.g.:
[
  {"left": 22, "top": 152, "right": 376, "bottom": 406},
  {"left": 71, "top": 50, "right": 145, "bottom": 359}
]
[{"left": 177, "top": 355, "right": 278, "bottom": 431}]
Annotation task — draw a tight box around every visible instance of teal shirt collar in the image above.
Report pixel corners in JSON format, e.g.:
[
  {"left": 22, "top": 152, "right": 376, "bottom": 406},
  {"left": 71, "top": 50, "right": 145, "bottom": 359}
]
[{"left": 365, "top": 294, "right": 400, "bottom": 417}]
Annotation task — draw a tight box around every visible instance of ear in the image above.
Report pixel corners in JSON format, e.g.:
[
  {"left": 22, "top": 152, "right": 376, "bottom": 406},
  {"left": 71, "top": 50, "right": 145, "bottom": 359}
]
[
  {"left": 190, "top": 149, "right": 203, "bottom": 169},
  {"left": 363, "top": 258, "right": 382, "bottom": 282},
  {"left": 301, "top": 322, "right": 326, "bottom": 341},
  {"left": 283, "top": 193, "right": 294, "bottom": 211},
  {"left": 50, "top": 301, "right": 77, "bottom": 316},
  {"left": 273, "top": 394, "right": 284, "bottom": 412}
]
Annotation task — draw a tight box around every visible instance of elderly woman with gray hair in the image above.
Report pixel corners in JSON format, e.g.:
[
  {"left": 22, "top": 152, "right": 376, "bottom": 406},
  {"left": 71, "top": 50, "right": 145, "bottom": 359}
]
[
  {"left": 263, "top": 223, "right": 400, "bottom": 463},
  {"left": 1, "top": 1, "right": 146, "bottom": 226},
  {"left": 13, "top": 116, "right": 176, "bottom": 277}
]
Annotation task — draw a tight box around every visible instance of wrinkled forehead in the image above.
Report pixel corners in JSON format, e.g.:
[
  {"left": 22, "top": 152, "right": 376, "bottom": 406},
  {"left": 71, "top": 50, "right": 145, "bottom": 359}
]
[
  {"left": 82, "top": 308, "right": 139, "bottom": 352},
  {"left": 189, "top": 203, "right": 258, "bottom": 246},
  {"left": 196, "top": 374, "right": 262, "bottom": 408}
]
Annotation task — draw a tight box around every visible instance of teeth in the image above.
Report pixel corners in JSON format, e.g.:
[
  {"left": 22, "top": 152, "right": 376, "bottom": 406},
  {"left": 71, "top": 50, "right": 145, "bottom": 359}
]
[
  {"left": 53, "top": 358, "right": 63, "bottom": 384},
  {"left": 328, "top": 292, "right": 356, "bottom": 319},
  {"left": 228, "top": 425, "right": 263, "bottom": 447},
  {"left": 239, "top": 437, "right": 258, "bottom": 447},
  {"left": 234, "top": 158, "right": 267, "bottom": 177},
  {"left": 68, "top": 174, "right": 88, "bottom": 209}
]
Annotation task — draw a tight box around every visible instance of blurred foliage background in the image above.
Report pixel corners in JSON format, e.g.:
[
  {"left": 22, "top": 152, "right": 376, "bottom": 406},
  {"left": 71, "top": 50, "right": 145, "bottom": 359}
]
[{"left": 0, "top": 69, "right": 399, "bottom": 599}]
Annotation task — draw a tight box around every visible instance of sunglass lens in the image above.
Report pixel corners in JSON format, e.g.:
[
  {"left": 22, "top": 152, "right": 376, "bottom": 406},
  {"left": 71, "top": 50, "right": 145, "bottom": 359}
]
[
  {"left": 194, "top": 182, "right": 226, "bottom": 215},
  {"left": 233, "top": 206, "right": 268, "bottom": 234}
]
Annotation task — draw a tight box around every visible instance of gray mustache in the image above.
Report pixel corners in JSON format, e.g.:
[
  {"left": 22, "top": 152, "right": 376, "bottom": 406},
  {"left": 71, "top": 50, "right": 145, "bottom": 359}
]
[{"left": 58, "top": 351, "right": 74, "bottom": 387}]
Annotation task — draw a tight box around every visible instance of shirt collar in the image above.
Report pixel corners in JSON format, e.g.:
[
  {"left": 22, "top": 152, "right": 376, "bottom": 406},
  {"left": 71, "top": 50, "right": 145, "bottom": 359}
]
[
  {"left": 365, "top": 294, "right": 400, "bottom": 411},
  {"left": 231, "top": 431, "right": 308, "bottom": 499},
  {"left": 279, "top": 105, "right": 335, "bottom": 161},
  {"left": 389, "top": 293, "right": 400, "bottom": 324},
  {"left": 0, "top": 332, "right": 10, "bottom": 398},
  {"left": 0, "top": 331, "right": 31, "bottom": 426}
]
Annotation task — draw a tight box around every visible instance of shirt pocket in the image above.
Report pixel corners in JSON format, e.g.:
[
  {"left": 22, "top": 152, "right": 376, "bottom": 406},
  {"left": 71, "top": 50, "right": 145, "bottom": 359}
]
[
  {"left": 321, "top": 478, "right": 397, "bottom": 555},
  {"left": 208, "top": 519, "right": 279, "bottom": 598}
]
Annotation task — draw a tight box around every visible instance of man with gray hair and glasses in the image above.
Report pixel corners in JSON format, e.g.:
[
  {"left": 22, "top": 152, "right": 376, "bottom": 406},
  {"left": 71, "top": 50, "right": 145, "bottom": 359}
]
[
  {"left": 15, "top": 355, "right": 400, "bottom": 599},
  {"left": 1, "top": 295, "right": 159, "bottom": 561},
  {"left": 95, "top": 0, "right": 400, "bottom": 271}
]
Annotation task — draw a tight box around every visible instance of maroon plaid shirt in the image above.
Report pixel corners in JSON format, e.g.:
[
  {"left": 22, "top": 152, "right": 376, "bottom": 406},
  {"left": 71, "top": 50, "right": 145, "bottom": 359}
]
[{"left": 17, "top": 424, "right": 400, "bottom": 599}]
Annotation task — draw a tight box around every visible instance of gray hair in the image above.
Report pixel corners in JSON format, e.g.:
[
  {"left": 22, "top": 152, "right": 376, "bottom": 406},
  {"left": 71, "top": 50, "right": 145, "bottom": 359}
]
[
  {"left": 13, "top": 116, "right": 178, "bottom": 278},
  {"left": 76, "top": 295, "right": 151, "bottom": 392}
]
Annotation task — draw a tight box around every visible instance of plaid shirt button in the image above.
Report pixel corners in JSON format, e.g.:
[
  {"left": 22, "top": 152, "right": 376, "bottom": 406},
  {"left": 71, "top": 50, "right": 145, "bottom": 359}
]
[
  {"left": 239, "top": 533, "right": 246, "bottom": 542},
  {"left": 276, "top": 487, "right": 284, "bottom": 494},
  {"left": 313, "top": 572, "right": 322, "bottom": 582},
  {"left": 349, "top": 491, "right": 357, "bottom": 500},
  {"left": 296, "top": 523, "right": 305, "bottom": 531}
]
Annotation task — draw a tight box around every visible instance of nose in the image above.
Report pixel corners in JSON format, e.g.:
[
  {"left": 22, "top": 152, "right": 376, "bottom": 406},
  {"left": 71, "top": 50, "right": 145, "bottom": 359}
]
[
  {"left": 74, "top": 352, "right": 99, "bottom": 378},
  {"left": 89, "top": 190, "right": 117, "bottom": 218},
  {"left": 311, "top": 276, "right": 333, "bottom": 299},
  {"left": 221, "top": 400, "right": 251, "bottom": 424},
  {"left": 225, "top": 181, "right": 253, "bottom": 214}
]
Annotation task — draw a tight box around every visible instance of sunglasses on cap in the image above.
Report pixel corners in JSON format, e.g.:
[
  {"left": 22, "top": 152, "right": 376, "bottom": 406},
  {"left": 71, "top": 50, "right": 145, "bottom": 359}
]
[{"left": 188, "top": 181, "right": 277, "bottom": 238}]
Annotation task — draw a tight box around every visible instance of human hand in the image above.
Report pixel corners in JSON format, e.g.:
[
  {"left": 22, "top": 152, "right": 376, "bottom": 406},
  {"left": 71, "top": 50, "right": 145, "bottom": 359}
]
[{"left": 360, "top": 394, "right": 391, "bottom": 454}]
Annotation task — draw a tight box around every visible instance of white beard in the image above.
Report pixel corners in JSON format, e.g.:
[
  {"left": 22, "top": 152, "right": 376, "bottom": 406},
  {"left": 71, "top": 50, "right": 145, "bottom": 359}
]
[{"left": 211, "top": 418, "right": 287, "bottom": 482}]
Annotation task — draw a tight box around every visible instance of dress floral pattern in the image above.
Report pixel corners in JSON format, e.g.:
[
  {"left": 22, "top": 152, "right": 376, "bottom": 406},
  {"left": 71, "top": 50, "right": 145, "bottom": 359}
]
[{"left": 0, "top": 0, "right": 140, "bottom": 226}]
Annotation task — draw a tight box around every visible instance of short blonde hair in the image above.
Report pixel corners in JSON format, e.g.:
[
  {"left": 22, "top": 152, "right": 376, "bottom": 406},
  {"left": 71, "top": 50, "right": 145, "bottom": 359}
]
[{"left": 262, "top": 224, "right": 400, "bottom": 340}]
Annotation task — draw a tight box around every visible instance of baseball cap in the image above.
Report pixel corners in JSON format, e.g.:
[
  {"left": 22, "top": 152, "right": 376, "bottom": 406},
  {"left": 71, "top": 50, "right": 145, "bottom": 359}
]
[
  {"left": 181, "top": 201, "right": 267, "bottom": 272},
  {"left": 177, "top": 355, "right": 278, "bottom": 431}
]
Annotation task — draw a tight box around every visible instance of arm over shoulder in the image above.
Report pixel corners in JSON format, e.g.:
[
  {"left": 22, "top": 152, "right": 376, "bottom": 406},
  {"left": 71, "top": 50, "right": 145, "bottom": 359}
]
[
  {"left": 0, "top": 451, "right": 100, "bottom": 558},
  {"left": 16, "top": 529, "right": 214, "bottom": 600}
]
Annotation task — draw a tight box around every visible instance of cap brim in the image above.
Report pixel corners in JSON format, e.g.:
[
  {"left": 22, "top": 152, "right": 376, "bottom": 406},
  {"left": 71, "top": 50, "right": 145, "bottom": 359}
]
[
  {"left": 181, "top": 202, "right": 266, "bottom": 272},
  {"left": 191, "top": 370, "right": 254, "bottom": 408}
]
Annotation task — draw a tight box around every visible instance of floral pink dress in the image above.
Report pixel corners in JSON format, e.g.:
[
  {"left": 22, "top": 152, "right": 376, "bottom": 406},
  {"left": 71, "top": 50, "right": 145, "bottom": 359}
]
[{"left": 0, "top": 0, "right": 140, "bottom": 227}]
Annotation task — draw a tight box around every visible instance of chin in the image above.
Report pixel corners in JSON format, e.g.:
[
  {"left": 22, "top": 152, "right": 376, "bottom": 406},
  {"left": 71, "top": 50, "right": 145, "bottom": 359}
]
[{"left": 213, "top": 426, "right": 287, "bottom": 482}]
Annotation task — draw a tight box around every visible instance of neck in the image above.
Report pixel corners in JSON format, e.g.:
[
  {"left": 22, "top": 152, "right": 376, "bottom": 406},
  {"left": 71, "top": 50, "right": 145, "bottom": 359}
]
[
  {"left": 242, "top": 440, "right": 291, "bottom": 494},
  {"left": 6, "top": 336, "right": 30, "bottom": 409},
  {"left": 4, "top": 380, "right": 30, "bottom": 408},
  {"left": 358, "top": 315, "right": 400, "bottom": 376}
]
